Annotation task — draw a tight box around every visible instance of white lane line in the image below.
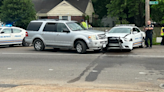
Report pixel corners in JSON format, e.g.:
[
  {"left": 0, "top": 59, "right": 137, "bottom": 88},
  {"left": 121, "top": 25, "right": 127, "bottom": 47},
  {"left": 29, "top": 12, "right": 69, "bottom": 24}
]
[
  {"left": 49, "top": 69, "right": 54, "bottom": 71},
  {"left": 104, "top": 54, "right": 164, "bottom": 58},
  {"left": 7, "top": 68, "right": 12, "bottom": 70},
  {"left": 1, "top": 53, "right": 100, "bottom": 56},
  {"left": 1, "top": 53, "right": 164, "bottom": 58},
  {"left": 139, "top": 72, "right": 146, "bottom": 75}
]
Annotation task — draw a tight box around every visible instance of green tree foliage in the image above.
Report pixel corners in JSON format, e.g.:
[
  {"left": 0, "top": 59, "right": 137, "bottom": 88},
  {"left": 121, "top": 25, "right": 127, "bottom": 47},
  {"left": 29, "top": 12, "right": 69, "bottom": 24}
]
[
  {"left": 151, "top": 0, "right": 164, "bottom": 24},
  {"left": 0, "top": 0, "right": 36, "bottom": 29},
  {"left": 106, "top": 0, "right": 145, "bottom": 26},
  {"left": 92, "top": 0, "right": 111, "bottom": 19}
]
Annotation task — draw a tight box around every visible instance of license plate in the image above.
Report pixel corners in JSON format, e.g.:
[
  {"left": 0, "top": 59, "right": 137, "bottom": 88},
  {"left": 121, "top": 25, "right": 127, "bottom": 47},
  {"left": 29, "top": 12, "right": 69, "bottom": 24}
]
[{"left": 103, "top": 44, "right": 106, "bottom": 48}]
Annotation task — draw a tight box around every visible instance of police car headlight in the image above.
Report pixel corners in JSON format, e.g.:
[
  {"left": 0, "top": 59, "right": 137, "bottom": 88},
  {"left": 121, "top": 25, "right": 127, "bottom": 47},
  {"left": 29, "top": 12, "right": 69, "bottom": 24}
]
[
  {"left": 124, "top": 38, "right": 132, "bottom": 42},
  {"left": 88, "top": 35, "right": 97, "bottom": 40}
]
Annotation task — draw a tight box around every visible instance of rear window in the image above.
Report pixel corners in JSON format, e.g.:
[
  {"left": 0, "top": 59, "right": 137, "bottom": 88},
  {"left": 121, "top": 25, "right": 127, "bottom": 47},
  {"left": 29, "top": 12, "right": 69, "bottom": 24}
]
[{"left": 27, "top": 22, "right": 42, "bottom": 31}]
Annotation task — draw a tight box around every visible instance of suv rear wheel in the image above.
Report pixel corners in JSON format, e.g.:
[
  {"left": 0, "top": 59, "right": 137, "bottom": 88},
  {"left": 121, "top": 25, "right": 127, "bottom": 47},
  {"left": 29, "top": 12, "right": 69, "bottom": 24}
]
[
  {"left": 75, "top": 41, "right": 87, "bottom": 54},
  {"left": 34, "top": 39, "right": 45, "bottom": 51}
]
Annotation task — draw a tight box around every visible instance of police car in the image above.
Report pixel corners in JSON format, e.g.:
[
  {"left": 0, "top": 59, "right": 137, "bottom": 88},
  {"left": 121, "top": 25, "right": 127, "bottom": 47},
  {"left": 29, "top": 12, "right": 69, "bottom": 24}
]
[
  {"left": 106, "top": 24, "right": 146, "bottom": 51},
  {"left": 0, "top": 26, "right": 28, "bottom": 46}
]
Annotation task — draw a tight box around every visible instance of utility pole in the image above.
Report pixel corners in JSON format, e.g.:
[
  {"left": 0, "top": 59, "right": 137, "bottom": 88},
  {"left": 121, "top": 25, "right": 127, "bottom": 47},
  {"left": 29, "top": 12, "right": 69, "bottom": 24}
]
[{"left": 145, "top": 0, "right": 150, "bottom": 25}]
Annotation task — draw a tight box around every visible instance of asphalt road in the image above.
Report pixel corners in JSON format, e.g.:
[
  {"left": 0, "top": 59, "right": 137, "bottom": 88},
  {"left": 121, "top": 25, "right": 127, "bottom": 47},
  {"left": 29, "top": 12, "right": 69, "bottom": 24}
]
[{"left": 0, "top": 45, "right": 164, "bottom": 92}]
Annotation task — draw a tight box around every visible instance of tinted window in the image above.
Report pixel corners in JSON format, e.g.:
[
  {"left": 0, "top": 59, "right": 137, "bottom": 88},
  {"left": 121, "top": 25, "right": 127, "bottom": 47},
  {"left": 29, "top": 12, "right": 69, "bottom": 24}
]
[
  {"left": 57, "top": 23, "right": 68, "bottom": 32},
  {"left": 43, "top": 23, "right": 57, "bottom": 32},
  {"left": 13, "top": 29, "right": 22, "bottom": 33},
  {"left": 133, "top": 28, "right": 140, "bottom": 33},
  {"left": 27, "top": 22, "right": 42, "bottom": 31},
  {"left": 1, "top": 28, "right": 12, "bottom": 34}
]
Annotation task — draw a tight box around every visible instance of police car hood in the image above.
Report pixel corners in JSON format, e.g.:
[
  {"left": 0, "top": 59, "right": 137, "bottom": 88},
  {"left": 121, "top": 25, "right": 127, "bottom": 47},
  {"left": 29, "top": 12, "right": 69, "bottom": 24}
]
[
  {"left": 106, "top": 33, "right": 129, "bottom": 38},
  {"left": 75, "top": 30, "right": 105, "bottom": 35}
]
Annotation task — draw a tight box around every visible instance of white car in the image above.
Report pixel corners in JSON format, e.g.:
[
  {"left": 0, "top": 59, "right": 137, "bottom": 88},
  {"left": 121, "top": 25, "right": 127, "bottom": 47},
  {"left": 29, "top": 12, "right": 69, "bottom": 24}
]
[
  {"left": 106, "top": 25, "right": 145, "bottom": 51},
  {"left": 0, "top": 27, "right": 28, "bottom": 46}
]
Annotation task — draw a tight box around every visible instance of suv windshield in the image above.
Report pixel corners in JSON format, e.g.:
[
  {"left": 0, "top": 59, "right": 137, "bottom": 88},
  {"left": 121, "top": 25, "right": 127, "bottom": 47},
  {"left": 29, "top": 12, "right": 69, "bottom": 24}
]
[
  {"left": 67, "top": 22, "right": 85, "bottom": 31},
  {"left": 109, "top": 28, "right": 131, "bottom": 34}
]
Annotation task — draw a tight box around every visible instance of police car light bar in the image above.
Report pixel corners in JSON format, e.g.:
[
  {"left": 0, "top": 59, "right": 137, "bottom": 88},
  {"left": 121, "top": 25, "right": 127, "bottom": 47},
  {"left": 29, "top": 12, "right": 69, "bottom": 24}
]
[
  {"left": 5, "top": 24, "right": 12, "bottom": 27},
  {"left": 115, "top": 24, "right": 135, "bottom": 27}
]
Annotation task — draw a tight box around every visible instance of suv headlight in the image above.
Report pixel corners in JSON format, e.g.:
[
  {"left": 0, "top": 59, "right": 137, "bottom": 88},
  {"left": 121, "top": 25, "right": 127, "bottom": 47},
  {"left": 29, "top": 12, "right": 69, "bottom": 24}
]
[{"left": 88, "top": 35, "right": 97, "bottom": 40}]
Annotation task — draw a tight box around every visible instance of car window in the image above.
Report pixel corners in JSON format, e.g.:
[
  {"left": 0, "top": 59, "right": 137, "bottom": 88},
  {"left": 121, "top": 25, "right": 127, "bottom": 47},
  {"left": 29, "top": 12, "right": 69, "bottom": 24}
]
[
  {"left": 57, "top": 23, "right": 68, "bottom": 32},
  {"left": 67, "top": 22, "right": 84, "bottom": 31},
  {"left": 133, "top": 28, "right": 140, "bottom": 33},
  {"left": 109, "top": 28, "right": 131, "bottom": 34},
  {"left": 1, "top": 28, "right": 12, "bottom": 34},
  {"left": 27, "top": 22, "right": 42, "bottom": 31},
  {"left": 135, "top": 28, "right": 140, "bottom": 33},
  {"left": 13, "top": 29, "right": 22, "bottom": 33},
  {"left": 43, "top": 23, "right": 57, "bottom": 32}
]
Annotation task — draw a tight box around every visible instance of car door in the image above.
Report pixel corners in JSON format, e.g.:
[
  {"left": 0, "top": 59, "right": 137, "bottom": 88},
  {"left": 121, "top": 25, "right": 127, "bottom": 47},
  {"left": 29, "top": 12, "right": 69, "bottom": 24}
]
[
  {"left": 54, "top": 23, "right": 72, "bottom": 46},
  {"left": 132, "top": 28, "right": 142, "bottom": 46},
  {"left": 11, "top": 28, "right": 24, "bottom": 44},
  {"left": 41, "top": 23, "right": 57, "bottom": 45},
  {"left": 0, "top": 28, "right": 12, "bottom": 45}
]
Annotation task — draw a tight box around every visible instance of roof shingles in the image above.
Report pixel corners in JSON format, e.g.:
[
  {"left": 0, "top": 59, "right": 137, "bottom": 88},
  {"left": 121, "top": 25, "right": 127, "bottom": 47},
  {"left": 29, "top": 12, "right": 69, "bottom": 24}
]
[{"left": 32, "top": 0, "right": 90, "bottom": 13}]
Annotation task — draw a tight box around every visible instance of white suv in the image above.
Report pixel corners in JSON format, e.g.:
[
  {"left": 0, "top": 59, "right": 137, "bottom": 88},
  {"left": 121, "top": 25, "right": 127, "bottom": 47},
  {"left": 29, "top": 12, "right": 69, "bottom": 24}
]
[{"left": 25, "top": 19, "right": 107, "bottom": 54}]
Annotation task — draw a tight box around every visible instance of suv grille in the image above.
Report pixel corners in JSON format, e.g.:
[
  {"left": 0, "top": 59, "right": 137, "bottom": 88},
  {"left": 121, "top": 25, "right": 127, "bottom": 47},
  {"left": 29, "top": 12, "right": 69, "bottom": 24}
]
[{"left": 98, "top": 34, "right": 106, "bottom": 39}]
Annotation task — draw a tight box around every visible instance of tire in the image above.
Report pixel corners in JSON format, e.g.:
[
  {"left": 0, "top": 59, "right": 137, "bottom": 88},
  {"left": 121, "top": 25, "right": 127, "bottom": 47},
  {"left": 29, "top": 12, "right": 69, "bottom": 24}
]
[
  {"left": 139, "top": 39, "right": 145, "bottom": 48},
  {"left": 75, "top": 41, "right": 87, "bottom": 54},
  {"left": 33, "top": 39, "right": 45, "bottom": 51},
  {"left": 22, "top": 39, "right": 29, "bottom": 47}
]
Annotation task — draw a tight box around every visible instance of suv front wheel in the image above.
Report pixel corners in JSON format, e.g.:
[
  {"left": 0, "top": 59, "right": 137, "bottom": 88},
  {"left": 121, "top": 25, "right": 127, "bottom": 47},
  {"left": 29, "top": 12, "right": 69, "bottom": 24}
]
[
  {"left": 75, "top": 41, "right": 87, "bottom": 54},
  {"left": 34, "top": 39, "right": 45, "bottom": 51}
]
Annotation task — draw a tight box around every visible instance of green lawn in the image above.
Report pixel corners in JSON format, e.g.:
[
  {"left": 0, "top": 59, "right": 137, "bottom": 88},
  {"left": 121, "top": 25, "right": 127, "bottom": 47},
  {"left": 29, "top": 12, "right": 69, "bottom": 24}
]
[{"left": 152, "top": 38, "right": 160, "bottom": 45}]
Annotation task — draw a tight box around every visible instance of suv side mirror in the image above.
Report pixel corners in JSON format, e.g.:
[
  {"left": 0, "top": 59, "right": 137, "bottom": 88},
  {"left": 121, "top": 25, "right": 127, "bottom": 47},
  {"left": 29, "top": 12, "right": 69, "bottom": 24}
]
[
  {"left": 1, "top": 31, "right": 4, "bottom": 34},
  {"left": 63, "top": 28, "right": 70, "bottom": 33}
]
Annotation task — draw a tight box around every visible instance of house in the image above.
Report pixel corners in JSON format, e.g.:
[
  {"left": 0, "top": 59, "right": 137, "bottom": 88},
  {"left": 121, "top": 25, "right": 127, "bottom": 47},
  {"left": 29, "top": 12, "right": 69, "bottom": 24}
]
[{"left": 32, "top": 0, "right": 95, "bottom": 23}]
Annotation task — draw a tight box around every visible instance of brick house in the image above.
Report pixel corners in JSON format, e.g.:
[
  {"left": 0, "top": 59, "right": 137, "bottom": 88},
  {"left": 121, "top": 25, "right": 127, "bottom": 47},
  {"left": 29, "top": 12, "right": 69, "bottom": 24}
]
[{"left": 32, "top": 0, "right": 95, "bottom": 23}]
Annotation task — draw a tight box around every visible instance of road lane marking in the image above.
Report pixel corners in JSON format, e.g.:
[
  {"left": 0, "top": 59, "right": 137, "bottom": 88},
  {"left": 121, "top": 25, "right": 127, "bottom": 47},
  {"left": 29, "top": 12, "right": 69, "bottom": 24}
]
[
  {"left": 139, "top": 72, "right": 146, "bottom": 75},
  {"left": 7, "top": 68, "right": 12, "bottom": 70},
  {"left": 1, "top": 53, "right": 164, "bottom": 58},
  {"left": 49, "top": 69, "right": 54, "bottom": 71}
]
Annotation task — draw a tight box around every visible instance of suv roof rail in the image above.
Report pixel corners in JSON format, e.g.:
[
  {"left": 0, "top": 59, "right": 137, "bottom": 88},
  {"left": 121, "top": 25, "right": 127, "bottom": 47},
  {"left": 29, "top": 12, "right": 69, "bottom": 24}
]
[{"left": 115, "top": 24, "right": 135, "bottom": 27}]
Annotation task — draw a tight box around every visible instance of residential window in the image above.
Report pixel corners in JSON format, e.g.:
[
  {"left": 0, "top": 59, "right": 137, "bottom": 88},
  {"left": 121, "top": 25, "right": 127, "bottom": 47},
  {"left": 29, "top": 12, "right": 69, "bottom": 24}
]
[
  {"left": 62, "top": 16, "right": 68, "bottom": 20},
  {"left": 59, "top": 16, "right": 71, "bottom": 21}
]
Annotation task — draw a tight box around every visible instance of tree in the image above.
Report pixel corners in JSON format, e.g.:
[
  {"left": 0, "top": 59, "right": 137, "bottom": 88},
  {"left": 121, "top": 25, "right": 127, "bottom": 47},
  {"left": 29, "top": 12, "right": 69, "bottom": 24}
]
[
  {"left": 106, "top": 0, "right": 145, "bottom": 26},
  {"left": 92, "top": 0, "right": 111, "bottom": 19},
  {"left": 151, "top": 0, "right": 164, "bottom": 24},
  {"left": 0, "top": 0, "right": 36, "bottom": 29}
]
